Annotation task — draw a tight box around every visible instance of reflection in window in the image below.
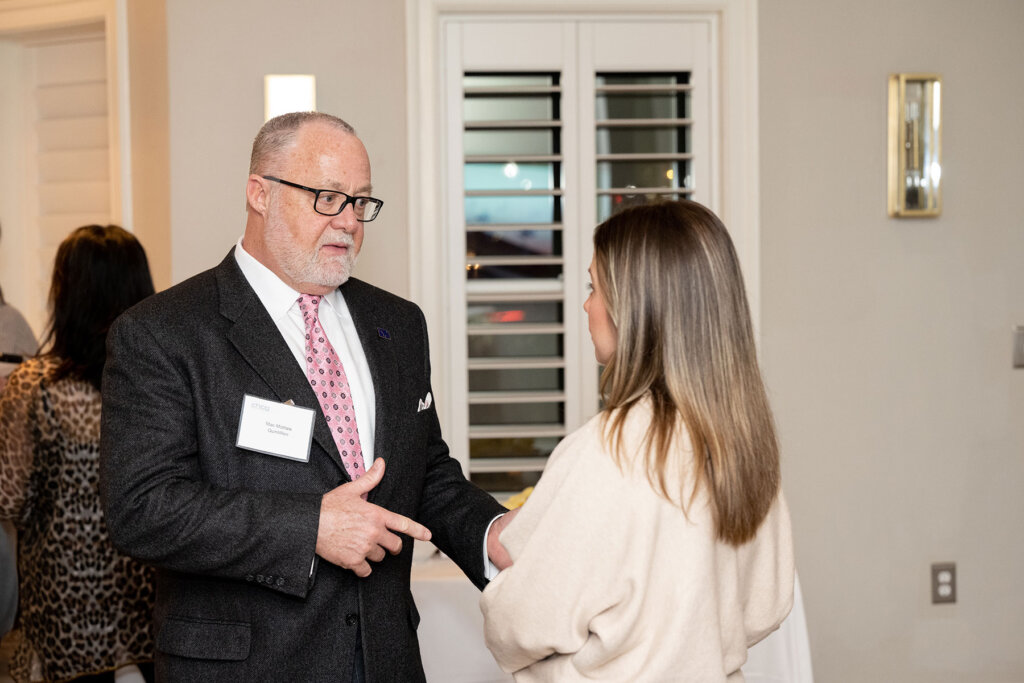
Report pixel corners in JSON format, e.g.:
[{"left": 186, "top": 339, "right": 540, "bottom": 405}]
[
  {"left": 467, "top": 334, "right": 563, "bottom": 359},
  {"left": 595, "top": 72, "right": 693, "bottom": 222},
  {"left": 466, "top": 230, "right": 559, "bottom": 258}
]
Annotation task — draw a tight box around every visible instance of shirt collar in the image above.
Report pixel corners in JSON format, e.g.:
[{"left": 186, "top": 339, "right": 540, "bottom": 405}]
[{"left": 233, "top": 237, "right": 344, "bottom": 321}]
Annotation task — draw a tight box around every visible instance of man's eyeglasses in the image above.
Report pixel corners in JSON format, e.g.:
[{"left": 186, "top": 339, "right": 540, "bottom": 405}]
[{"left": 262, "top": 176, "right": 383, "bottom": 222}]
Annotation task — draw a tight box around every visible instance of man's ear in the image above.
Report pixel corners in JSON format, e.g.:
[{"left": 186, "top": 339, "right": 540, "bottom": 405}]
[{"left": 246, "top": 175, "right": 269, "bottom": 215}]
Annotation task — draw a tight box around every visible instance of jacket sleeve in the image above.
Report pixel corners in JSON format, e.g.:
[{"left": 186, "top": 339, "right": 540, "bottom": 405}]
[
  {"left": 407, "top": 306, "right": 506, "bottom": 589},
  {"left": 99, "top": 310, "right": 322, "bottom": 599},
  {"left": 0, "top": 523, "right": 17, "bottom": 635}
]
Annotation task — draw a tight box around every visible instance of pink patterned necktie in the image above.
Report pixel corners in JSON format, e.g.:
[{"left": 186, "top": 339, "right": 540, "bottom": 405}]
[{"left": 297, "top": 294, "right": 365, "bottom": 483}]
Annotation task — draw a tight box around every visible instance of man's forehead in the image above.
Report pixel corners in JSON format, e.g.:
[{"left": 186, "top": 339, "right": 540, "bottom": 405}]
[
  {"left": 294, "top": 120, "right": 358, "bottom": 147},
  {"left": 284, "top": 125, "right": 370, "bottom": 183}
]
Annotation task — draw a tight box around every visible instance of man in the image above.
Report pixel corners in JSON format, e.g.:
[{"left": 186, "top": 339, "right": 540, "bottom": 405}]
[{"left": 100, "top": 112, "right": 512, "bottom": 681}]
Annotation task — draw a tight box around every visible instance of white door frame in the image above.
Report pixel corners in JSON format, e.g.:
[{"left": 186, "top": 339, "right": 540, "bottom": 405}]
[{"left": 0, "top": 0, "right": 130, "bottom": 333}]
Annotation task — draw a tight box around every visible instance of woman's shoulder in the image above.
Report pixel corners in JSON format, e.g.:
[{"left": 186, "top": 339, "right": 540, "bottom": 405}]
[
  {"left": 604, "top": 396, "right": 691, "bottom": 454},
  {"left": 547, "top": 399, "right": 659, "bottom": 474},
  {"left": 546, "top": 411, "right": 612, "bottom": 466},
  {"left": 569, "top": 396, "right": 656, "bottom": 441},
  {"left": 1, "top": 358, "right": 50, "bottom": 421},
  {"left": 5, "top": 355, "right": 57, "bottom": 388},
  {"left": 4, "top": 356, "right": 92, "bottom": 401},
  {"left": 544, "top": 396, "right": 695, "bottom": 492}
]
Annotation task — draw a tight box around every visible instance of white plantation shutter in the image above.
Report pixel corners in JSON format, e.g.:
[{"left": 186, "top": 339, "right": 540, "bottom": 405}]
[
  {"left": 443, "top": 17, "right": 713, "bottom": 498},
  {"left": 462, "top": 72, "right": 569, "bottom": 492},
  {"left": 29, "top": 33, "right": 114, "bottom": 327}
]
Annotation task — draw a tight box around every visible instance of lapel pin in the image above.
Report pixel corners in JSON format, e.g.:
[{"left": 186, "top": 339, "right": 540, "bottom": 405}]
[{"left": 377, "top": 327, "right": 391, "bottom": 340}]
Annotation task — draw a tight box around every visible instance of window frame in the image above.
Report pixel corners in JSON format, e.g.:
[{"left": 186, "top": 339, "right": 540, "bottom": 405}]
[{"left": 405, "top": 0, "right": 762, "bottom": 477}]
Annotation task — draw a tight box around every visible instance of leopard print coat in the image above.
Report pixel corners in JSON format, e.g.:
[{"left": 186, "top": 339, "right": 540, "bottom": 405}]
[{"left": 0, "top": 356, "right": 155, "bottom": 682}]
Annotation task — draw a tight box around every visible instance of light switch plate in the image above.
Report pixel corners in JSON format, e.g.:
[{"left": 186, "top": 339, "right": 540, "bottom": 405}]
[{"left": 1015, "top": 326, "right": 1024, "bottom": 369}]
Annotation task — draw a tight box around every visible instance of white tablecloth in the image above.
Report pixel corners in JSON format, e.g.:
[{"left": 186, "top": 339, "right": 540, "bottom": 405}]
[
  {"left": 410, "top": 554, "right": 813, "bottom": 683},
  {"left": 411, "top": 554, "right": 512, "bottom": 682},
  {"left": 742, "top": 574, "right": 814, "bottom": 683}
]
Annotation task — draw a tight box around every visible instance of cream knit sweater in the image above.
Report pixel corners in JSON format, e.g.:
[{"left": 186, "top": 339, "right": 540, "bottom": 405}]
[{"left": 481, "top": 401, "right": 794, "bottom": 682}]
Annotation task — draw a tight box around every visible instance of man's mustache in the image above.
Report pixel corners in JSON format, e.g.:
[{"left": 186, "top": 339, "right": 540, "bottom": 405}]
[{"left": 319, "top": 237, "right": 355, "bottom": 249}]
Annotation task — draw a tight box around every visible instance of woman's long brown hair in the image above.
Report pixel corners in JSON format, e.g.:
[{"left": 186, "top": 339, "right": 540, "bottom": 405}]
[{"left": 595, "top": 200, "right": 779, "bottom": 546}]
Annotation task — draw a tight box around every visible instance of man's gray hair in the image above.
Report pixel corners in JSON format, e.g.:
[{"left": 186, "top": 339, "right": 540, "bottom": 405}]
[{"left": 249, "top": 112, "right": 356, "bottom": 175}]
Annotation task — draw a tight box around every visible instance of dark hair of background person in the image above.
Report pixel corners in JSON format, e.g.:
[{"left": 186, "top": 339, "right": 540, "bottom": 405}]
[{"left": 39, "top": 224, "right": 155, "bottom": 389}]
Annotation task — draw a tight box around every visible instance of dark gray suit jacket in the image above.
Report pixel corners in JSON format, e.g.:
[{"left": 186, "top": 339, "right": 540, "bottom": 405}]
[
  {"left": 0, "top": 523, "right": 16, "bottom": 636},
  {"left": 100, "top": 250, "right": 504, "bottom": 682}
]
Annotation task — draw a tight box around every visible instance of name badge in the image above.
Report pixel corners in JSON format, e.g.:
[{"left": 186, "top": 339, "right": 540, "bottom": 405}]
[{"left": 236, "top": 394, "right": 316, "bottom": 463}]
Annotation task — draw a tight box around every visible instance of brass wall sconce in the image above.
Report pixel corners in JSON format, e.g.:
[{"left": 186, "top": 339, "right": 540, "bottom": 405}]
[{"left": 888, "top": 74, "right": 942, "bottom": 217}]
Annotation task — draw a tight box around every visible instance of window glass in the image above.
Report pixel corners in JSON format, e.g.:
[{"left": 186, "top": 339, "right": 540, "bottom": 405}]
[
  {"left": 468, "top": 368, "right": 564, "bottom": 392},
  {"left": 465, "top": 162, "right": 557, "bottom": 192},
  {"left": 467, "top": 301, "right": 563, "bottom": 325},
  {"left": 465, "top": 129, "right": 554, "bottom": 156},
  {"left": 467, "top": 230, "right": 560, "bottom": 258},
  {"left": 467, "top": 334, "right": 563, "bottom": 358},
  {"left": 469, "top": 402, "right": 564, "bottom": 426}
]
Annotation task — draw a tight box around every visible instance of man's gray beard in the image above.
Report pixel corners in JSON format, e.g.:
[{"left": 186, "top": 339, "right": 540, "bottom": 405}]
[
  {"left": 266, "top": 216, "right": 358, "bottom": 289},
  {"left": 291, "top": 249, "right": 357, "bottom": 289}
]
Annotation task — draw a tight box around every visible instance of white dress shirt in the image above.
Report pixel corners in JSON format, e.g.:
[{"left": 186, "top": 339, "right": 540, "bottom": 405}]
[{"left": 234, "top": 239, "right": 375, "bottom": 470}]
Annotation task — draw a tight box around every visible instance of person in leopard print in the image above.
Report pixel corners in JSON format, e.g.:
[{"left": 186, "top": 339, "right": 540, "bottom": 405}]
[{"left": 0, "top": 225, "right": 156, "bottom": 683}]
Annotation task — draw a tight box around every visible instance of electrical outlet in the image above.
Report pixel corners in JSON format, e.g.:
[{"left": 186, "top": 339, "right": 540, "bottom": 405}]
[
  {"left": 1014, "top": 327, "right": 1024, "bottom": 369},
  {"left": 931, "top": 562, "right": 956, "bottom": 604}
]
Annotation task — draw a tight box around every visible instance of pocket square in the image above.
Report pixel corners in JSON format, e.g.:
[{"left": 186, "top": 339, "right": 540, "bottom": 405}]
[{"left": 417, "top": 392, "right": 433, "bottom": 412}]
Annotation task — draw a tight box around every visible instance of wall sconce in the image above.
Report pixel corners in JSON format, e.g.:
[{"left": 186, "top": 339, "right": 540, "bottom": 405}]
[
  {"left": 264, "top": 74, "right": 317, "bottom": 121},
  {"left": 888, "top": 74, "right": 942, "bottom": 217}
]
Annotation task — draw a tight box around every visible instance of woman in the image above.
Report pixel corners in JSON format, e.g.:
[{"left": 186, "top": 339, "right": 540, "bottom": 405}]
[
  {"left": 0, "top": 225, "right": 156, "bottom": 683},
  {"left": 481, "top": 200, "right": 794, "bottom": 681}
]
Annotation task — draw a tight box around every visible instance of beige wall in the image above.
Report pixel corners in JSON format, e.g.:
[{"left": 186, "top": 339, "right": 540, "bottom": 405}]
[
  {"left": 165, "top": 0, "right": 409, "bottom": 294},
  {"left": 0, "top": 40, "right": 30, "bottom": 327},
  {"left": 760, "top": 0, "right": 1024, "bottom": 681},
  {"left": 126, "top": 0, "right": 171, "bottom": 292},
  {"left": 162, "top": 0, "right": 1024, "bottom": 680}
]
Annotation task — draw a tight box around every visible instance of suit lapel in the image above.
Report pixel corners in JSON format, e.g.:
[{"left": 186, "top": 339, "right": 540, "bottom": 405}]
[
  {"left": 215, "top": 252, "right": 346, "bottom": 475},
  {"left": 339, "top": 279, "right": 402, "bottom": 500}
]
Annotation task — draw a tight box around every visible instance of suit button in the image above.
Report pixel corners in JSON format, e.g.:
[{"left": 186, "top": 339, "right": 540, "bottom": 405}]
[
  {"left": 345, "top": 613, "right": 359, "bottom": 626},
  {"left": 276, "top": 577, "right": 285, "bottom": 587},
  {"left": 246, "top": 575, "right": 254, "bottom": 582}
]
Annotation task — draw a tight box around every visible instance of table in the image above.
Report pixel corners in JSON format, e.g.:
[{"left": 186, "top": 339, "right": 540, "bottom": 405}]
[
  {"left": 410, "top": 554, "right": 813, "bottom": 682},
  {"left": 411, "top": 553, "right": 512, "bottom": 682}
]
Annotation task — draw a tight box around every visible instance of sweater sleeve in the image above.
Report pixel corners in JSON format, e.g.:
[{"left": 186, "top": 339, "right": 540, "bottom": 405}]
[
  {"left": 479, "top": 419, "right": 644, "bottom": 674},
  {"left": 480, "top": 405, "right": 795, "bottom": 681}
]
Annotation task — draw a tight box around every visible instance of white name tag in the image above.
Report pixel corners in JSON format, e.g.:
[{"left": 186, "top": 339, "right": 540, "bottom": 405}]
[{"left": 236, "top": 394, "right": 316, "bottom": 463}]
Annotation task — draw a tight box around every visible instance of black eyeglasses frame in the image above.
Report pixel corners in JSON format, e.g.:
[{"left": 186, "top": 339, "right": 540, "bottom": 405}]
[{"left": 261, "top": 175, "right": 383, "bottom": 222}]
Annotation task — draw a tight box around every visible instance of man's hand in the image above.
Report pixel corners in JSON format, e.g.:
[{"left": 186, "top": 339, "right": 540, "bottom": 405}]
[
  {"left": 486, "top": 506, "right": 520, "bottom": 571},
  {"left": 315, "top": 459, "right": 431, "bottom": 577}
]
